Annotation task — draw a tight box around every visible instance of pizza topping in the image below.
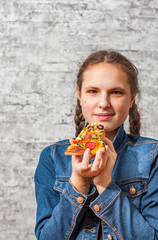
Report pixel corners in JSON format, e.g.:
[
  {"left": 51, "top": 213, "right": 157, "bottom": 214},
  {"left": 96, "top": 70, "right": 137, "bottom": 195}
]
[
  {"left": 97, "top": 124, "right": 104, "bottom": 130},
  {"left": 65, "top": 123, "right": 106, "bottom": 156},
  {"left": 84, "top": 132, "right": 91, "bottom": 140},
  {"left": 85, "top": 141, "right": 96, "bottom": 150},
  {"left": 91, "top": 134, "right": 98, "bottom": 140},
  {"left": 101, "top": 132, "right": 105, "bottom": 139},
  {"left": 87, "top": 125, "right": 95, "bottom": 130},
  {"left": 99, "top": 131, "right": 104, "bottom": 138},
  {"left": 78, "top": 142, "right": 85, "bottom": 149},
  {"left": 80, "top": 129, "right": 89, "bottom": 140}
]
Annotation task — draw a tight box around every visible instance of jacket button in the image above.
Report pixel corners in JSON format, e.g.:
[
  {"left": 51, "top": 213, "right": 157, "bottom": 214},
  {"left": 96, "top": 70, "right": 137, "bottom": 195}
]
[
  {"left": 108, "top": 234, "right": 113, "bottom": 239},
  {"left": 129, "top": 184, "right": 136, "bottom": 195},
  {"left": 77, "top": 197, "right": 84, "bottom": 204},
  {"left": 93, "top": 204, "right": 100, "bottom": 211}
]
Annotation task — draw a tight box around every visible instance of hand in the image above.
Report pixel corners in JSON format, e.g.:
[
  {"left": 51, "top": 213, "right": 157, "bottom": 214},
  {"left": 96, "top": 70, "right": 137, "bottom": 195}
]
[
  {"left": 93, "top": 137, "right": 117, "bottom": 194},
  {"left": 70, "top": 145, "right": 106, "bottom": 194}
]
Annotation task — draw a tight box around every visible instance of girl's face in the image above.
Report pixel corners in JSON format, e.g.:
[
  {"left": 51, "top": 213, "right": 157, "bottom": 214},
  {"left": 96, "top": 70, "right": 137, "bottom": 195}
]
[{"left": 77, "top": 63, "right": 135, "bottom": 140}]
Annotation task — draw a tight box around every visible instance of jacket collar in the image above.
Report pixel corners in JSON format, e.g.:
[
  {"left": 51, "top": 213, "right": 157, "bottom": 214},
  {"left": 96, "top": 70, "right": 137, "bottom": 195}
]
[{"left": 112, "top": 124, "right": 128, "bottom": 153}]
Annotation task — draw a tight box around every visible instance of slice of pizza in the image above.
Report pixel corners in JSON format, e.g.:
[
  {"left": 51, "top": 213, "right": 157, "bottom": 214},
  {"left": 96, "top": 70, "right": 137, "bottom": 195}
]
[{"left": 65, "top": 123, "right": 105, "bottom": 156}]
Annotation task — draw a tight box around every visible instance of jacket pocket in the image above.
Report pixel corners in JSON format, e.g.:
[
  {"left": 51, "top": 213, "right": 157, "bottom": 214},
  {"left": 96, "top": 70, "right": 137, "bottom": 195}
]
[
  {"left": 116, "top": 178, "right": 148, "bottom": 198},
  {"left": 53, "top": 177, "right": 69, "bottom": 193}
]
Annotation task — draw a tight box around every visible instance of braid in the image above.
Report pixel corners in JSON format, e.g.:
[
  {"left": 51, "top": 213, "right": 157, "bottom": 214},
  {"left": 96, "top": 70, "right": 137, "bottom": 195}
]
[
  {"left": 74, "top": 98, "right": 85, "bottom": 137},
  {"left": 129, "top": 102, "right": 141, "bottom": 135}
]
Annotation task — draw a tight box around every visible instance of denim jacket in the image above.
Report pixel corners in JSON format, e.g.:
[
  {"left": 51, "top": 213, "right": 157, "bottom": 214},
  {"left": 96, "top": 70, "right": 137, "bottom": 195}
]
[{"left": 34, "top": 125, "right": 158, "bottom": 240}]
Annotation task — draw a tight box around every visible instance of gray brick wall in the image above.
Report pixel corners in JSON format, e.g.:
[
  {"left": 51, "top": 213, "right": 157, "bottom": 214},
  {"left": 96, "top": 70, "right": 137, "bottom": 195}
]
[{"left": 0, "top": 0, "right": 158, "bottom": 239}]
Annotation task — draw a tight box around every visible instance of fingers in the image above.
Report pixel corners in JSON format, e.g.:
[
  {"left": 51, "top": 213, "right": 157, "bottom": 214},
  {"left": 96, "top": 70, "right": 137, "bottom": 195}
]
[
  {"left": 71, "top": 155, "right": 82, "bottom": 165},
  {"left": 71, "top": 148, "right": 91, "bottom": 167},
  {"left": 80, "top": 148, "right": 91, "bottom": 172},
  {"left": 104, "top": 137, "right": 117, "bottom": 162},
  {"left": 104, "top": 144, "right": 117, "bottom": 170},
  {"left": 75, "top": 148, "right": 105, "bottom": 174},
  {"left": 91, "top": 150, "right": 102, "bottom": 171},
  {"left": 91, "top": 149, "right": 107, "bottom": 172},
  {"left": 104, "top": 137, "right": 115, "bottom": 152},
  {"left": 71, "top": 142, "right": 115, "bottom": 177}
]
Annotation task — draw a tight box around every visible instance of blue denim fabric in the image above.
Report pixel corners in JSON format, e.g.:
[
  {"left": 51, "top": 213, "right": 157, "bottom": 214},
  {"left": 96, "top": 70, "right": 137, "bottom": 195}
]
[{"left": 34, "top": 125, "right": 158, "bottom": 240}]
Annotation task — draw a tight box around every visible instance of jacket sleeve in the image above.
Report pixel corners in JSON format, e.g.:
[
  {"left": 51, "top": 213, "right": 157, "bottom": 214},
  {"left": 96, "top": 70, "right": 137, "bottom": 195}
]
[
  {"left": 34, "top": 146, "right": 96, "bottom": 240},
  {"left": 90, "top": 147, "right": 158, "bottom": 240}
]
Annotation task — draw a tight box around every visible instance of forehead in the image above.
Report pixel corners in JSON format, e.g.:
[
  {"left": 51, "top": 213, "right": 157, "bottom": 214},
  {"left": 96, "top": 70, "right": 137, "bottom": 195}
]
[{"left": 82, "top": 63, "right": 129, "bottom": 88}]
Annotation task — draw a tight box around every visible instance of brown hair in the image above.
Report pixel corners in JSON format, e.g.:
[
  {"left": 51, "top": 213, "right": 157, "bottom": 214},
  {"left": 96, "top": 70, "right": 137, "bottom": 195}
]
[{"left": 74, "top": 50, "right": 141, "bottom": 136}]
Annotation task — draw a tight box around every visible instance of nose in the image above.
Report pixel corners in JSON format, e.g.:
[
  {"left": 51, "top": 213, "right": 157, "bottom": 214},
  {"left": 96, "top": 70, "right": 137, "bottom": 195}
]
[{"left": 98, "top": 93, "right": 111, "bottom": 109}]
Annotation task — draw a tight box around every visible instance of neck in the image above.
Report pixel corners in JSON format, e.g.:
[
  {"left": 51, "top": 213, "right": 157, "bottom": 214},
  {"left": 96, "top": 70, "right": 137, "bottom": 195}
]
[{"left": 105, "top": 128, "right": 119, "bottom": 141}]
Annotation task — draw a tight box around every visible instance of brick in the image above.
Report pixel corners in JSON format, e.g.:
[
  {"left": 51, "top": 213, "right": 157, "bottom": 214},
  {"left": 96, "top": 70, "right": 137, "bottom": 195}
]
[{"left": 0, "top": 1, "right": 158, "bottom": 239}]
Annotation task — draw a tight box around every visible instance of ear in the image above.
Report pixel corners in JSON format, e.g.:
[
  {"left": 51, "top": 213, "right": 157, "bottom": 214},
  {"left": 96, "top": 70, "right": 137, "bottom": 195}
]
[
  {"left": 130, "top": 94, "right": 136, "bottom": 108},
  {"left": 77, "top": 87, "right": 81, "bottom": 102}
]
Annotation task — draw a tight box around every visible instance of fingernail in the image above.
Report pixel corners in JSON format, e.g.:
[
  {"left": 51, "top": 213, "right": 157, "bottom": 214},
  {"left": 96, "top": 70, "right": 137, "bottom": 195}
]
[
  {"left": 96, "top": 149, "right": 102, "bottom": 157},
  {"left": 85, "top": 148, "right": 90, "bottom": 154}
]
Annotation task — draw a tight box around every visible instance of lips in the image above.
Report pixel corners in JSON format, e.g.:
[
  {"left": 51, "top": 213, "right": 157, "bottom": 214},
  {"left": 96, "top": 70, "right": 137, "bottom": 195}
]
[{"left": 94, "top": 113, "right": 114, "bottom": 120}]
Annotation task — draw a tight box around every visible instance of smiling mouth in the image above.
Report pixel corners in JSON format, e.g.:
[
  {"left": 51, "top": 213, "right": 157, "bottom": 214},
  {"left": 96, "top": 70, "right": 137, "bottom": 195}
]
[{"left": 95, "top": 113, "right": 114, "bottom": 120}]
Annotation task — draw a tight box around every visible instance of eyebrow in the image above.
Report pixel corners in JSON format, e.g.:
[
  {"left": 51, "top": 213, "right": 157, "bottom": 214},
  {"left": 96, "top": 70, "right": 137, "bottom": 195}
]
[
  {"left": 110, "top": 87, "right": 126, "bottom": 92},
  {"left": 84, "top": 85, "right": 98, "bottom": 89},
  {"left": 84, "top": 86, "right": 127, "bottom": 91}
]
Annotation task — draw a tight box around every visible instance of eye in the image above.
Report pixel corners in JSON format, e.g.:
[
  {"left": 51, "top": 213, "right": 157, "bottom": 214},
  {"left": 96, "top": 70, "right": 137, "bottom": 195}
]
[
  {"left": 87, "top": 89, "right": 98, "bottom": 94},
  {"left": 111, "top": 90, "right": 123, "bottom": 95}
]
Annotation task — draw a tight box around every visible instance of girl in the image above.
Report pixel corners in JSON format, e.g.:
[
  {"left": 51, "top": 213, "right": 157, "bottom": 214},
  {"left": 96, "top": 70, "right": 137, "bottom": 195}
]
[{"left": 34, "top": 50, "right": 158, "bottom": 240}]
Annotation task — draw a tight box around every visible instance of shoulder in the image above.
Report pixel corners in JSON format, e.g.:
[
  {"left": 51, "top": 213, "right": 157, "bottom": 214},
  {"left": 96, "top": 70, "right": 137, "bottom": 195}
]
[
  {"left": 115, "top": 134, "right": 158, "bottom": 180},
  {"left": 126, "top": 134, "right": 158, "bottom": 162},
  {"left": 36, "top": 139, "right": 70, "bottom": 174},
  {"left": 39, "top": 139, "right": 71, "bottom": 166},
  {"left": 40, "top": 139, "right": 70, "bottom": 158},
  {"left": 127, "top": 134, "right": 158, "bottom": 145},
  {"left": 39, "top": 139, "right": 72, "bottom": 178}
]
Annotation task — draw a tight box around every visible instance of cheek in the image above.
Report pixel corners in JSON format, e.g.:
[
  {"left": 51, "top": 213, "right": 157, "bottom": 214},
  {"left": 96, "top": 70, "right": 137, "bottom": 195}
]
[
  {"left": 80, "top": 99, "right": 94, "bottom": 115},
  {"left": 81, "top": 100, "right": 91, "bottom": 111},
  {"left": 80, "top": 97, "right": 92, "bottom": 108},
  {"left": 114, "top": 100, "right": 130, "bottom": 114}
]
